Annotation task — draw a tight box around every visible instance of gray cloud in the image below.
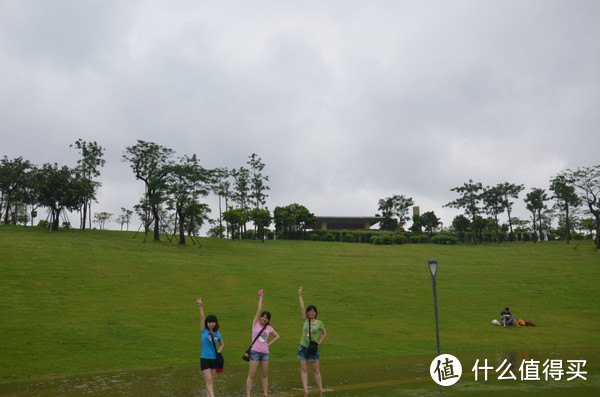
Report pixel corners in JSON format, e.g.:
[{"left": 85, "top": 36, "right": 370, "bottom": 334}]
[{"left": 1, "top": 0, "right": 599, "bottom": 231}]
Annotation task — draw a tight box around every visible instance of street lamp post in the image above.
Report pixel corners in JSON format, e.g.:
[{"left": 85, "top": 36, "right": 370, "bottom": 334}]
[{"left": 428, "top": 257, "right": 440, "bottom": 356}]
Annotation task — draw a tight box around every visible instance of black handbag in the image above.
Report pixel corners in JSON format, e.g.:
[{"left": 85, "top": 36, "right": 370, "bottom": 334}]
[
  {"left": 210, "top": 332, "right": 224, "bottom": 371},
  {"left": 307, "top": 320, "right": 319, "bottom": 355},
  {"left": 243, "top": 324, "right": 268, "bottom": 361}
]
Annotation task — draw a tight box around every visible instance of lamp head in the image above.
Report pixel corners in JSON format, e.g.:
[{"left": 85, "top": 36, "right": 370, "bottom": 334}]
[{"left": 428, "top": 258, "right": 438, "bottom": 279}]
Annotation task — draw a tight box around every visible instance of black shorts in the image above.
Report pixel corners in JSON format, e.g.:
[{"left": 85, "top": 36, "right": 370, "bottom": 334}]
[{"left": 201, "top": 358, "right": 218, "bottom": 371}]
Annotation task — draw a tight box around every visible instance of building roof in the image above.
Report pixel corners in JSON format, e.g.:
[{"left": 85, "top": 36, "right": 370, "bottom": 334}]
[{"left": 310, "top": 216, "right": 381, "bottom": 230}]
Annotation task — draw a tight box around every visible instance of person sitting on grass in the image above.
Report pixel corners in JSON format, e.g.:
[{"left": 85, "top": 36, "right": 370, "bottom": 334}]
[{"left": 500, "top": 307, "right": 521, "bottom": 328}]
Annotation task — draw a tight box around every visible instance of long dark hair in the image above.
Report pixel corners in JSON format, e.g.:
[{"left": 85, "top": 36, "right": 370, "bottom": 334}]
[
  {"left": 261, "top": 311, "right": 272, "bottom": 325},
  {"left": 205, "top": 314, "right": 220, "bottom": 331}
]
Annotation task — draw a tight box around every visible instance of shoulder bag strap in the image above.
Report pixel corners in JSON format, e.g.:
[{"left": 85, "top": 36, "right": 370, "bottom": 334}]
[
  {"left": 209, "top": 331, "right": 219, "bottom": 354},
  {"left": 247, "top": 323, "right": 268, "bottom": 351}
]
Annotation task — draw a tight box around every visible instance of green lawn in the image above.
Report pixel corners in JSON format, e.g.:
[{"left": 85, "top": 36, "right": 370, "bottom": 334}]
[{"left": 1, "top": 225, "right": 598, "bottom": 382}]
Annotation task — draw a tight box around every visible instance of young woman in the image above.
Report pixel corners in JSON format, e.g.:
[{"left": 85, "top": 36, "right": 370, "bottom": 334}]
[
  {"left": 246, "top": 289, "right": 280, "bottom": 397},
  {"left": 297, "top": 286, "right": 327, "bottom": 396},
  {"left": 197, "top": 297, "right": 224, "bottom": 397}
]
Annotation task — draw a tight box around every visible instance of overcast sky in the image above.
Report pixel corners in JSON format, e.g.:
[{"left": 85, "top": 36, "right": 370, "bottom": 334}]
[{"left": 1, "top": 0, "right": 599, "bottom": 233}]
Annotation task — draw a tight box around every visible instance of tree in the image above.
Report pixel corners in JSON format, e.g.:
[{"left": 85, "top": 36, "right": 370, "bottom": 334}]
[
  {"left": 581, "top": 218, "right": 596, "bottom": 239},
  {"left": 249, "top": 208, "right": 272, "bottom": 242},
  {"left": 116, "top": 207, "right": 133, "bottom": 231},
  {"left": 420, "top": 211, "right": 440, "bottom": 236},
  {"left": 122, "top": 140, "right": 174, "bottom": 241},
  {"left": 496, "top": 182, "right": 525, "bottom": 241},
  {"left": 451, "top": 215, "right": 471, "bottom": 243},
  {"left": 376, "top": 194, "right": 414, "bottom": 231},
  {"left": 510, "top": 217, "right": 530, "bottom": 241},
  {"left": 550, "top": 172, "right": 582, "bottom": 245},
  {"left": 273, "top": 203, "right": 316, "bottom": 238},
  {"left": 524, "top": 188, "right": 548, "bottom": 243},
  {"left": 166, "top": 154, "right": 213, "bottom": 245},
  {"left": 134, "top": 200, "right": 153, "bottom": 236},
  {"left": 445, "top": 180, "right": 483, "bottom": 244},
  {"left": 294, "top": 204, "right": 317, "bottom": 233},
  {"left": 247, "top": 153, "right": 269, "bottom": 210},
  {"left": 70, "top": 139, "right": 106, "bottom": 229},
  {"left": 20, "top": 165, "right": 42, "bottom": 227},
  {"left": 273, "top": 205, "right": 293, "bottom": 238},
  {"left": 230, "top": 166, "right": 251, "bottom": 236},
  {"left": 566, "top": 165, "right": 600, "bottom": 249},
  {"left": 93, "top": 212, "right": 112, "bottom": 230},
  {"left": 184, "top": 202, "right": 211, "bottom": 241},
  {"left": 0, "top": 156, "right": 33, "bottom": 224},
  {"left": 481, "top": 185, "right": 506, "bottom": 243},
  {"left": 211, "top": 168, "right": 230, "bottom": 238},
  {"left": 36, "top": 163, "right": 86, "bottom": 231},
  {"left": 223, "top": 207, "right": 247, "bottom": 240},
  {"left": 409, "top": 213, "right": 422, "bottom": 234}
]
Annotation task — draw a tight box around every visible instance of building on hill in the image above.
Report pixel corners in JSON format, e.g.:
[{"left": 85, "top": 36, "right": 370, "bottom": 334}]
[{"left": 309, "top": 216, "right": 381, "bottom": 230}]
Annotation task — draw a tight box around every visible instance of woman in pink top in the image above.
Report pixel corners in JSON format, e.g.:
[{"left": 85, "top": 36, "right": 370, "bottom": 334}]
[{"left": 246, "top": 289, "right": 280, "bottom": 397}]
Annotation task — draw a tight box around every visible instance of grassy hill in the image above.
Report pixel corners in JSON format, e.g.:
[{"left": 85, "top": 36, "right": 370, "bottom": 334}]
[{"left": 1, "top": 225, "right": 598, "bottom": 382}]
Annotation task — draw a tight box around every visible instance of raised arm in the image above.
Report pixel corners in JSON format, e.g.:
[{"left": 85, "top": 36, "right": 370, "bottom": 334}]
[
  {"left": 298, "top": 286, "right": 306, "bottom": 320},
  {"left": 252, "top": 289, "right": 264, "bottom": 325},
  {"left": 197, "top": 297, "right": 205, "bottom": 331}
]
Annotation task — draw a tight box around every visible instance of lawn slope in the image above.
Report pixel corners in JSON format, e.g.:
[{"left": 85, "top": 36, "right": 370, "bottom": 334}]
[{"left": 1, "top": 225, "right": 598, "bottom": 382}]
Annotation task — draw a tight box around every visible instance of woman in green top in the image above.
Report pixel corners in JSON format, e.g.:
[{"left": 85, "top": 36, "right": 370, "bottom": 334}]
[{"left": 297, "top": 286, "right": 327, "bottom": 396}]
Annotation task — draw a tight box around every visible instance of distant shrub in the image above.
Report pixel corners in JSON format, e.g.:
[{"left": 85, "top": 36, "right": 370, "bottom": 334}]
[
  {"left": 37, "top": 220, "right": 50, "bottom": 228},
  {"left": 322, "top": 232, "right": 335, "bottom": 242},
  {"left": 392, "top": 233, "right": 407, "bottom": 244},
  {"left": 431, "top": 233, "right": 458, "bottom": 245},
  {"left": 343, "top": 232, "right": 354, "bottom": 242},
  {"left": 410, "top": 235, "right": 429, "bottom": 244},
  {"left": 378, "top": 234, "right": 393, "bottom": 245}
]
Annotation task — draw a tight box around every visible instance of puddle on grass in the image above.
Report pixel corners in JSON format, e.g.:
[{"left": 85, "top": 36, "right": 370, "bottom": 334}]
[{"left": 0, "top": 347, "right": 598, "bottom": 396}]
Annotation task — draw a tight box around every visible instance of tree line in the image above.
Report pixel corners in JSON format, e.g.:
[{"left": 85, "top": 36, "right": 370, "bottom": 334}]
[
  {"left": 374, "top": 168, "right": 600, "bottom": 249},
  {"left": 0, "top": 140, "right": 270, "bottom": 244},
  {"left": 1, "top": 141, "right": 599, "bottom": 248}
]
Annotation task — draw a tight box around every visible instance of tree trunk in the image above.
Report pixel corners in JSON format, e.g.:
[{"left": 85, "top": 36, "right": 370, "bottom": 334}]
[
  {"left": 81, "top": 202, "right": 88, "bottom": 230},
  {"left": 471, "top": 220, "right": 478, "bottom": 245},
  {"left": 11, "top": 203, "right": 18, "bottom": 225},
  {"left": 178, "top": 209, "right": 186, "bottom": 245},
  {"left": 52, "top": 208, "right": 61, "bottom": 231},
  {"left": 3, "top": 198, "right": 11, "bottom": 224},
  {"left": 592, "top": 208, "right": 600, "bottom": 250},
  {"left": 565, "top": 206, "right": 571, "bottom": 245},
  {"left": 507, "top": 208, "right": 515, "bottom": 241},
  {"left": 538, "top": 210, "right": 544, "bottom": 242},
  {"left": 532, "top": 212, "right": 538, "bottom": 243},
  {"left": 152, "top": 206, "right": 160, "bottom": 241},
  {"left": 494, "top": 216, "right": 500, "bottom": 243},
  {"left": 88, "top": 201, "right": 93, "bottom": 231},
  {"left": 218, "top": 195, "right": 223, "bottom": 238}
]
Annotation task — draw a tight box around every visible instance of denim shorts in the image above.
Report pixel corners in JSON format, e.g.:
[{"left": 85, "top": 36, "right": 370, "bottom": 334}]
[
  {"left": 297, "top": 344, "right": 320, "bottom": 362},
  {"left": 249, "top": 350, "right": 270, "bottom": 362}
]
